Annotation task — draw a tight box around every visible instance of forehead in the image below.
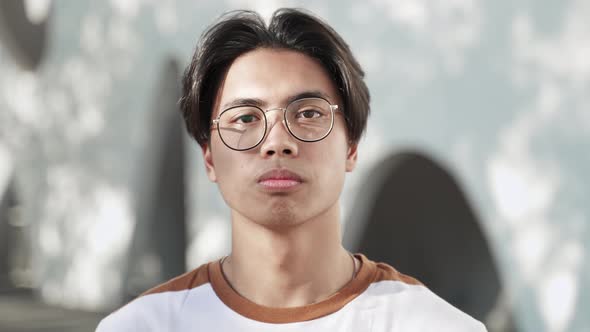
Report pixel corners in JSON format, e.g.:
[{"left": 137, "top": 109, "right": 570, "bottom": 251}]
[{"left": 214, "top": 48, "right": 340, "bottom": 112}]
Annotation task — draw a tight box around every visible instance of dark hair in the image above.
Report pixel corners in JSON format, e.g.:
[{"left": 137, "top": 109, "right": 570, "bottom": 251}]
[{"left": 179, "top": 8, "right": 370, "bottom": 145}]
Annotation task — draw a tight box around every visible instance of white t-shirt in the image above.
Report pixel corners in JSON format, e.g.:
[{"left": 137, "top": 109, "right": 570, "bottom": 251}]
[{"left": 96, "top": 254, "right": 487, "bottom": 331}]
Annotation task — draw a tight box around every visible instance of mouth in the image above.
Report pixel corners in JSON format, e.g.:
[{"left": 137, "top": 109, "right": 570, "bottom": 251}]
[{"left": 257, "top": 168, "right": 303, "bottom": 191}]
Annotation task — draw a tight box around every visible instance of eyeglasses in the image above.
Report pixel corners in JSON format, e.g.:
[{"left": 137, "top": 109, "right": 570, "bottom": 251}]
[{"left": 211, "top": 97, "right": 340, "bottom": 151}]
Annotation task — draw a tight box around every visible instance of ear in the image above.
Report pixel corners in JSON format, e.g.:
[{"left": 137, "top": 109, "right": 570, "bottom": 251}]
[
  {"left": 201, "top": 143, "right": 217, "bottom": 182},
  {"left": 345, "top": 143, "right": 358, "bottom": 172}
]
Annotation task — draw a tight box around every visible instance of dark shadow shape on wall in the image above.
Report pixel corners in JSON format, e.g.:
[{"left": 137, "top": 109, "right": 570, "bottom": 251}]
[
  {"left": 0, "top": 0, "right": 50, "bottom": 70},
  {"left": 123, "top": 60, "right": 187, "bottom": 301},
  {"left": 345, "top": 150, "right": 517, "bottom": 331},
  {"left": 0, "top": 179, "right": 31, "bottom": 291}
]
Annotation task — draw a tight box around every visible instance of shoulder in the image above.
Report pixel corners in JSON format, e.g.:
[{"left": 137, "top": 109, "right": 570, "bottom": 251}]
[
  {"left": 392, "top": 285, "right": 487, "bottom": 331},
  {"left": 141, "top": 261, "right": 210, "bottom": 296},
  {"left": 371, "top": 259, "right": 423, "bottom": 286},
  {"left": 360, "top": 256, "right": 487, "bottom": 331},
  {"left": 95, "top": 262, "right": 212, "bottom": 332}
]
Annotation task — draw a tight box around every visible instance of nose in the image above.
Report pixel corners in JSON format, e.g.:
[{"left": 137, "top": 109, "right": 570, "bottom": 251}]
[{"left": 259, "top": 110, "right": 299, "bottom": 158}]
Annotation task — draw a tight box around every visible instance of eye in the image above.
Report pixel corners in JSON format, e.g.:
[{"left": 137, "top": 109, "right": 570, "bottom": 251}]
[
  {"left": 296, "top": 109, "right": 323, "bottom": 119},
  {"left": 225, "top": 106, "right": 263, "bottom": 125},
  {"left": 236, "top": 114, "right": 258, "bottom": 123}
]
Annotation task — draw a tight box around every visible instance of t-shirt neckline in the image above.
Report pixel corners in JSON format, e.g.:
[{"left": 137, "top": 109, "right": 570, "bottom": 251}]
[{"left": 208, "top": 253, "right": 376, "bottom": 324}]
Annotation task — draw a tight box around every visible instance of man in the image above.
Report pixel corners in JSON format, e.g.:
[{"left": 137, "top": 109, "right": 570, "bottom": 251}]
[{"left": 97, "top": 8, "right": 487, "bottom": 331}]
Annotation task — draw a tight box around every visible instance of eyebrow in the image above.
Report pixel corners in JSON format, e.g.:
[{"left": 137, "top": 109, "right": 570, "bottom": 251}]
[
  {"left": 286, "top": 91, "right": 332, "bottom": 104},
  {"left": 221, "top": 90, "right": 333, "bottom": 110}
]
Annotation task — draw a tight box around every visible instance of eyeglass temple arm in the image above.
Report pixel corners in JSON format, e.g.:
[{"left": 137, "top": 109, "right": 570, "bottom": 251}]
[{"left": 211, "top": 120, "right": 248, "bottom": 135}]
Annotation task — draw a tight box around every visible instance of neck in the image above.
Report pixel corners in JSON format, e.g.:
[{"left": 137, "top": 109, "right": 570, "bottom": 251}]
[{"left": 223, "top": 203, "right": 357, "bottom": 308}]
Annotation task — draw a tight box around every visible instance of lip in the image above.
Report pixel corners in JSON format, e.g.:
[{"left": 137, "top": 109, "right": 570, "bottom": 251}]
[{"left": 257, "top": 168, "right": 303, "bottom": 191}]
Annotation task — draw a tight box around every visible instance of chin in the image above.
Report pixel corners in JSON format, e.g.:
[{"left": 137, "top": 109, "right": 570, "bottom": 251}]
[
  {"left": 266, "top": 206, "right": 300, "bottom": 226},
  {"left": 248, "top": 204, "right": 307, "bottom": 229}
]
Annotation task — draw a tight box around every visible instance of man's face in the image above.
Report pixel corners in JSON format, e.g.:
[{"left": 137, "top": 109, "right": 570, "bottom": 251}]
[{"left": 202, "top": 48, "right": 358, "bottom": 228}]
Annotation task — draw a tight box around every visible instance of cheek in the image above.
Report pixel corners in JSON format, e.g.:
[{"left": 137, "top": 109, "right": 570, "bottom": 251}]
[
  {"left": 307, "top": 134, "right": 349, "bottom": 182},
  {"left": 210, "top": 140, "right": 254, "bottom": 186},
  {"left": 210, "top": 139, "right": 239, "bottom": 181},
  {"left": 322, "top": 128, "right": 350, "bottom": 165},
  {"left": 211, "top": 150, "right": 252, "bottom": 206},
  {"left": 213, "top": 153, "right": 240, "bottom": 180}
]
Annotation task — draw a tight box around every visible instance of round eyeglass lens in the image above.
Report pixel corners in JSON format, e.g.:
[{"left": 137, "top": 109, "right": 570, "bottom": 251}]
[
  {"left": 285, "top": 98, "right": 334, "bottom": 141},
  {"left": 217, "top": 106, "right": 266, "bottom": 150}
]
